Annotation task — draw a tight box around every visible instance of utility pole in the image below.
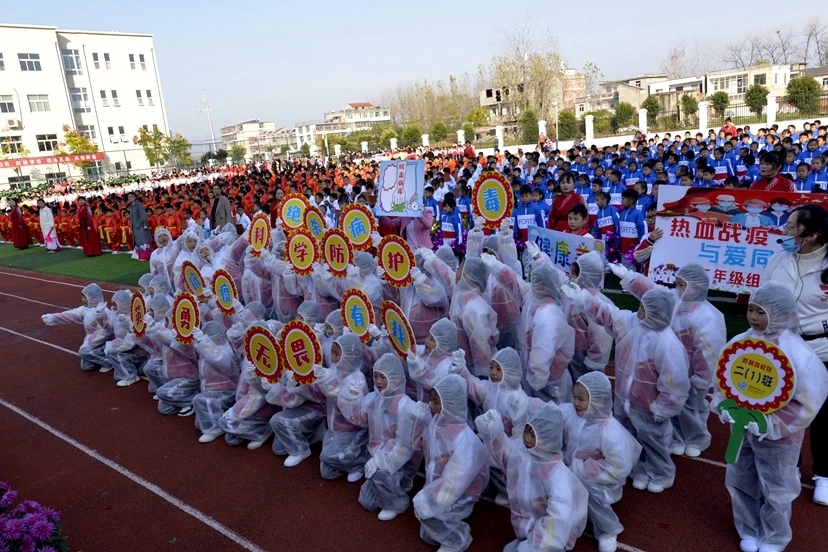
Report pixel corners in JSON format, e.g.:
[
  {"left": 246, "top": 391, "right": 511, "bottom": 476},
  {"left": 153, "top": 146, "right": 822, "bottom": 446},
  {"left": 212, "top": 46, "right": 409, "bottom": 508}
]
[{"left": 199, "top": 90, "right": 217, "bottom": 153}]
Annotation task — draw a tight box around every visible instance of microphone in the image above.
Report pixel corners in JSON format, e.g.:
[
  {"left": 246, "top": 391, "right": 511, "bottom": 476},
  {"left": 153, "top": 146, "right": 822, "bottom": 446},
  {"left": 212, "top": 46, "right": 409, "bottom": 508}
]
[{"left": 776, "top": 238, "right": 784, "bottom": 244}]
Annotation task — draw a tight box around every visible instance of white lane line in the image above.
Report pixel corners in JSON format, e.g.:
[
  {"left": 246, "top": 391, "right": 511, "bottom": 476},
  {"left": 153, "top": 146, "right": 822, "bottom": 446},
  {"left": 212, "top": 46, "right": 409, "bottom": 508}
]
[
  {"left": 0, "top": 326, "right": 80, "bottom": 356},
  {"left": 0, "top": 291, "right": 69, "bottom": 310},
  {"left": 0, "top": 270, "right": 116, "bottom": 293}
]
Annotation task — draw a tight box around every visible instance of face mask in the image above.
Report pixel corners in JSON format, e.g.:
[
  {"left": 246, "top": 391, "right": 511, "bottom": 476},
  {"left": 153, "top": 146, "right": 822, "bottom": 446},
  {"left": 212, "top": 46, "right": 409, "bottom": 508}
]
[
  {"left": 780, "top": 236, "right": 802, "bottom": 254},
  {"left": 772, "top": 205, "right": 787, "bottom": 212},
  {"left": 718, "top": 202, "right": 733, "bottom": 208},
  {"left": 696, "top": 205, "right": 711, "bottom": 212},
  {"left": 746, "top": 207, "right": 764, "bottom": 214}
]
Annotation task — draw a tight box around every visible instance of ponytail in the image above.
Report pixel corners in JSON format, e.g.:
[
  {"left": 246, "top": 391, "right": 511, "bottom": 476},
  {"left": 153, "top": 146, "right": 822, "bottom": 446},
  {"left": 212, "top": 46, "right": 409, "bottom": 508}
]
[{"left": 790, "top": 204, "right": 828, "bottom": 284}]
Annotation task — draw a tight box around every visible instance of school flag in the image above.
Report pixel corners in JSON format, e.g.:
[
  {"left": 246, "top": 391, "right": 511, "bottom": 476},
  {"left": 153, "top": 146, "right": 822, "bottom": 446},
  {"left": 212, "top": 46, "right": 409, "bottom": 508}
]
[{"left": 527, "top": 226, "right": 606, "bottom": 286}]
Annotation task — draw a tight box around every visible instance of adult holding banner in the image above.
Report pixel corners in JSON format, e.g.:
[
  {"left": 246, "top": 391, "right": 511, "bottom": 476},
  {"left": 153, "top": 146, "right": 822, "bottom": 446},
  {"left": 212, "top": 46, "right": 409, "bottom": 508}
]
[{"left": 762, "top": 204, "right": 828, "bottom": 506}]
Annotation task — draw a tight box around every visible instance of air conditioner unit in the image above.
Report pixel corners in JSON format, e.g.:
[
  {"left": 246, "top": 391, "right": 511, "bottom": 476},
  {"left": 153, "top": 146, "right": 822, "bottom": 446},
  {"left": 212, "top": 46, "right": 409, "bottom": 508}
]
[{"left": 6, "top": 119, "right": 22, "bottom": 129}]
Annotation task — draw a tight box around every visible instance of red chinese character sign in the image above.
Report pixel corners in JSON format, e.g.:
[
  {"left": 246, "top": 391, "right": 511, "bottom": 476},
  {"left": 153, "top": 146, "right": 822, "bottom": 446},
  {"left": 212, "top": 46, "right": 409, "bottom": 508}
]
[
  {"left": 172, "top": 292, "right": 201, "bottom": 345},
  {"left": 716, "top": 338, "right": 795, "bottom": 463},
  {"left": 181, "top": 260, "right": 207, "bottom": 301},
  {"left": 280, "top": 193, "right": 309, "bottom": 231},
  {"left": 321, "top": 229, "right": 353, "bottom": 278},
  {"left": 280, "top": 320, "right": 322, "bottom": 385},
  {"left": 341, "top": 289, "right": 375, "bottom": 344},
  {"left": 381, "top": 301, "right": 415, "bottom": 359},
  {"left": 211, "top": 269, "right": 238, "bottom": 317},
  {"left": 472, "top": 171, "right": 513, "bottom": 231},
  {"left": 304, "top": 206, "right": 326, "bottom": 241},
  {"left": 377, "top": 235, "right": 415, "bottom": 288},
  {"left": 249, "top": 214, "right": 271, "bottom": 258},
  {"left": 245, "top": 324, "right": 282, "bottom": 383},
  {"left": 339, "top": 204, "right": 377, "bottom": 252},
  {"left": 286, "top": 228, "right": 319, "bottom": 276},
  {"left": 130, "top": 291, "right": 147, "bottom": 339}
]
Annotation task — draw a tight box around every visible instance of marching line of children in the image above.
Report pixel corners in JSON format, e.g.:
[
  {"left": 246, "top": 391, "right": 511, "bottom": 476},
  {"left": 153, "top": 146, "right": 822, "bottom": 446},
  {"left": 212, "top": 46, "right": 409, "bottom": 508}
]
[{"left": 39, "top": 199, "right": 828, "bottom": 552}]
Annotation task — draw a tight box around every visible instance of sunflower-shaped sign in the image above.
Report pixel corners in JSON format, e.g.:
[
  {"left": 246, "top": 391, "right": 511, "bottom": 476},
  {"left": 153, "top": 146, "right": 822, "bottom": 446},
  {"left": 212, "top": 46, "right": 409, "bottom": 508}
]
[
  {"left": 172, "top": 292, "right": 201, "bottom": 345},
  {"left": 341, "top": 288, "right": 375, "bottom": 344},
  {"left": 321, "top": 228, "right": 354, "bottom": 279},
  {"left": 279, "top": 320, "right": 322, "bottom": 385},
  {"left": 338, "top": 203, "right": 377, "bottom": 252},
  {"left": 280, "top": 193, "right": 310, "bottom": 231},
  {"left": 211, "top": 269, "right": 239, "bottom": 317},
  {"left": 244, "top": 324, "right": 282, "bottom": 383},
  {"left": 304, "top": 206, "right": 326, "bottom": 241},
  {"left": 182, "top": 260, "right": 206, "bottom": 300},
  {"left": 130, "top": 291, "right": 147, "bottom": 338},
  {"left": 472, "top": 171, "right": 513, "bottom": 231},
  {"left": 249, "top": 213, "right": 271, "bottom": 258},
  {"left": 381, "top": 301, "right": 415, "bottom": 359},
  {"left": 377, "top": 235, "right": 415, "bottom": 288},
  {"left": 286, "top": 228, "right": 320, "bottom": 276}
]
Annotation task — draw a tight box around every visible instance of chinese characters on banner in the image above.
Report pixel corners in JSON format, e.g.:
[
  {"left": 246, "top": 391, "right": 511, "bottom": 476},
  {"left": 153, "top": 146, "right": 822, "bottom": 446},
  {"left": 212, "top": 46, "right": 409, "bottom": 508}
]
[
  {"left": 527, "top": 226, "right": 606, "bottom": 286},
  {"left": 650, "top": 186, "right": 828, "bottom": 293},
  {"left": 0, "top": 152, "right": 105, "bottom": 169},
  {"left": 376, "top": 159, "right": 425, "bottom": 217}
]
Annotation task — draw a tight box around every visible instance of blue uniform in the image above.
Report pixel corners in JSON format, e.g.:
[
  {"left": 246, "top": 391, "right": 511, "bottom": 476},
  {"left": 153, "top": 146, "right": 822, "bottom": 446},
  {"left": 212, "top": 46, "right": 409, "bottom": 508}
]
[
  {"left": 439, "top": 210, "right": 463, "bottom": 246},
  {"left": 423, "top": 197, "right": 439, "bottom": 219},
  {"left": 512, "top": 203, "right": 544, "bottom": 241}
]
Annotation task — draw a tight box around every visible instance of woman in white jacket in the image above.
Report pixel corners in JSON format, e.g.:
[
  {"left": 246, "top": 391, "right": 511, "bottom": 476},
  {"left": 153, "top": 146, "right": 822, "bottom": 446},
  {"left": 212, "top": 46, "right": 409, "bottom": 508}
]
[{"left": 38, "top": 199, "right": 60, "bottom": 252}]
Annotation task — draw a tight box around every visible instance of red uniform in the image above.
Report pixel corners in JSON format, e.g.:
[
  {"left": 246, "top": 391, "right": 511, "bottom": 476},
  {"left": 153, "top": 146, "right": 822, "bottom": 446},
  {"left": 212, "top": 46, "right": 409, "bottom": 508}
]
[
  {"left": 10, "top": 206, "right": 32, "bottom": 249},
  {"left": 78, "top": 203, "right": 102, "bottom": 257},
  {"left": 547, "top": 192, "right": 587, "bottom": 232},
  {"left": 750, "top": 174, "right": 796, "bottom": 193}
]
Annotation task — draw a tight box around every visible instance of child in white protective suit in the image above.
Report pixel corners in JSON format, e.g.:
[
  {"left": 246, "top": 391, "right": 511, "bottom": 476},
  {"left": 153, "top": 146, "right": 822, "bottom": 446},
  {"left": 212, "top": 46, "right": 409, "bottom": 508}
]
[
  {"left": 148, "top": 274, "right": 174, "bottom": 302},
  {"left": 41, "top": 283, "right": 114, "bottom": 372},
  {"left": 611, "top": 262, "right": 726, "bottom": 458},
  {"left": 147, "top": 301, "right": 200, "bottom": 417},
  {"left": 191, "top": 320, "right": 240, "bottom": 443},
  {"left": 337, "top": 353, "right": 429, "bottom": 522},
  {"left": 713, "top": 282, "right": 828, "bottom": 552},
  {"left": 448, "top": 257, "right": 499, "bottom": 377},
  {"left": 566, "top": 251, "right": 613, "bottom": 382},
  {"left": 138, "top": 273, "right": 153, "bottom": 300},
  {"left": 476, "top": 402, "right": 589, "bottom": 552},
  {"left": 315, "top": 310, "right": 344, "bottom": 368},
  {"left": 149, "top": 228, "right": 180, "bottom": 287},
  {"left": 104, "top": 290, "right": 149, "bottom": 387},
  {"left": 407, "top": 318, "right": 460, "bottom": 402},
  {"left": 389, "top": 250, "right": 449, "bottom": 344},
  {"left": 172, "top": 229, "right": 203, "bottom": 292},
  {"left": 141, "top": 294, "right": 170, "bottom": 396},
  {"left": 413, "top": 374, "right": 489, "bottom": 552},
  {"left": 562, "top": 372, "right": 642, "bottom": 552},
  {"left": 563, "top": 278, "right": 690, "bottom": 494}
]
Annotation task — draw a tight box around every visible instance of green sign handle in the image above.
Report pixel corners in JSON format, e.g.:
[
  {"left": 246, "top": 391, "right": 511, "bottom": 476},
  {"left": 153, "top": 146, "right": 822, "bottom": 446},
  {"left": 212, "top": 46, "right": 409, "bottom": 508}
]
[{"left": 717, "top": 399, "right": 768, "bottom": 464}]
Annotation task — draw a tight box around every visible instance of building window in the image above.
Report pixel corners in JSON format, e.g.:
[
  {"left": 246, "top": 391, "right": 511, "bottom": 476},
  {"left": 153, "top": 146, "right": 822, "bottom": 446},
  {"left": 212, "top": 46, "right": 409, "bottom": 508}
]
[
  {"left": 146, "top": 90, "right": 154, "bottom": 106},
  {"left": 78, "top": 125, "right": 97, "bottom": 142},
  {"left": 754, "top": 73, "right": 767, "bottom": 86},
  {"left": 0, "top": 95, "right": 14, "bottom": 113},
  {"left": 118, "top": 126, "right": 127, "bottom": 142},
  {"left": 139, "top": 54, "right": 146, "bottom": 70},
  {"left": 8, "top": 176, "right": 32, "bottom": 189},
  {"left": 69, "top": 87, "right": 91, "bottom": 113},
  {"left": 152, "top": 124, "right": 158, "bottom": 131},
  {"left": 735, "top": 74, "right": 748, "bottom": 94},
  {"left": 141, "top": 124, "right": 149, "bottom": 132},
  {"left": 579, "top": 105, "right": 584, "bottom": 112},
  {"left": 136, "top": 90, "right": 143, "bottom": 106},
  {"left": 45, "top": 172, "right": 66, "bottom": 184},
  {"left": 823, "top": 77, "right": 828, "bottom": 87},
  {"left": 111, "top": 90, "right": 120, "bottom": 107},
  {"left": 36, "top": 134, "right": 58, "bottom": 152},
  {"left": 18, "top": 53, "right": 42, "bottom": 72},
  {"left": 0, "top": 53, "right": 4, "bottom": 71},
  {"left": 27, "top": 94, "right": 50, "bottom": 112},
  {"left": 86, "top": 162, "right": 102, "bottom": 180},
  {"left": 115, "top": 161, "right": 122, "bottom": 171},
  {"left": 104, "top": 53, "right": 111, "bottom": 69},
  {"left": 129, "top": 54, "right": 136, "bottom": 70},
  {"left": 635, "top": 80, "right": 642, "bottom": 88},
  {"left": 108, "top": 127, "right": 117, "bottom": 143},
  {"left": 92, "top": 53, "right": 100, "bottom": 69},
  {"left": 0, "top": 136, "right": 24, "bottom": 154},
  {"left": 61, "top": 49, "right": 83, "bottom": 75}
]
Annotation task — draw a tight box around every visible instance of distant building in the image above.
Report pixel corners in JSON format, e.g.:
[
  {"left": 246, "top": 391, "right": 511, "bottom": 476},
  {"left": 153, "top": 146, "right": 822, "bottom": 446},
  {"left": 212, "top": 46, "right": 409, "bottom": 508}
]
[
  {"left": 221, "top": 119, "right": 293, "bottom": 159},
  {"left": 574, "top": 73, "right": 668, "bottom": 118},
  {"left": 791, "top": 65, "right": 828, "bottom": 89},
  {"left": 290, "top": 102, "right": 391, "bottom": 153},
  {"left": 649, "top": 76, "right": 705, "bottom": 95},
  {"left": 479, "top": 69, "right": 586, "bottom": 122},
  {"left": 704, "top": 65, "right": 791, "bottom": 102}
]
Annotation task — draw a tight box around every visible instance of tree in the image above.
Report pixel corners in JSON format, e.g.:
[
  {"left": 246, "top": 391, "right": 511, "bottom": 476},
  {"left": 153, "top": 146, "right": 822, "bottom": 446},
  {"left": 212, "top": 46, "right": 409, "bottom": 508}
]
[
  {"left": 660, "top": 36, "right": 723, "bottom": 78},
  {"left": 786, "top": 76, "right": 822, "bottom": 116},
  {"left": 615, "top": 102, "right": 635, "bottom": 127},
  {"left": 0, "top": 141, "right": 31, "bottom": 180},
  {"left": 710, "top": 91, "right": 730, "bottom": 116},
  {"left": 431, "top": 121, "right": 449, "bottom": 143},
  {"left": 300, "top": 143, "right": 311, "bottom": 156},
  {"left": 60, "top": 124, "right": 99, "bottom": 172},
  {"left": 462, "top": 123, "right": 476, "bottom": 143},
  {"left": 400, "top": 124, "right": 422, "bottom": 147},
  {"left": 581, "top": 62, "right": 603, "bottom": 96},
  {"left": 466, "top": 107, "right": 489, "bottom": 127},
  {"left": 680, "top": 94, "right": 699, "bottom": 118},
  {"left": 279, "top": 145, "right": 290, "bottom": 155},
  {"left": 641, "top": 95, "right": 660, "bottom": 121},
  {"left": 380, "top": 128, "right": 398, "bottom": 147},
  {"left": 518, "top": 108, "right": 539, "bottom": 144},
  {"left": 133, "top": 127, "right": 168, "bottom": 169},
  {"left": 228, "top": 144, "right": 246, "bottom": 164},
  {"left": 745, "top": 84, "right": 770, "bottom": 116},
  {"left": 557, "top": 110, "right": 579, "bottom": 140},
  {"left": 166, "top": 133, "right": 192, "bottom": 166}
]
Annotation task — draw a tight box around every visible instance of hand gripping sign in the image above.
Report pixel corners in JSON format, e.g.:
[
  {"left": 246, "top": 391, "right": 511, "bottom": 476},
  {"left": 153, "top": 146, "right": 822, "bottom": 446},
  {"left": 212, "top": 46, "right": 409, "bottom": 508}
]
[
  {"left": 381, "top": 301, "right": 416, "bottom": 359},
  {"left": 472, "top": 171, "right": 514, "bottom": 231},
  {"left": 716, "top": 337, "right": 796, "bottom": 463},
  {"left": 130, "top": 291, "right": 147, "bottom": 338},
  {"left": 211, "top": 269, "right": 239, "bottom": 317},
  {"left": 338, "top": 203, "right": 377, "bottom": 252},
  {"left": 286, "top": 228, "right": 320, "bottom": 276},
  {"left": 280, "top": 193, "right": 310, "bottom": 231},
  {"left": 321, "top": 228, "right": 354, "bottom": 279},
  {"left": 172, "top": 292, "right": 201, "bottom": 345},
  {"left": 279, "top": 320, "right": 322, "bottom": 385},
  {"left": 377, "top": 235, "right": 415, "bottom": 288},
  {"left": 341, "top": 288, "right": 375, "bottom": 344},
  {"left": 249, "top": 213, "right": 271, "bottom": 258},
  {"left": 304, "top": 206, "right": 326, "bottom": 241},
  {"left": 181, "top": 260, "right": 207, "bottom": 300},
  {"left": 245, "top": 324, "right": 282, "bottom": 383}
]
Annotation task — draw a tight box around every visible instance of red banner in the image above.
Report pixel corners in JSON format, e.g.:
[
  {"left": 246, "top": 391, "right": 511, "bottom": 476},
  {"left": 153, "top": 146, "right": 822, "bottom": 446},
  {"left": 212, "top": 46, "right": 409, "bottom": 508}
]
[{"left": 0, "top": 152, "right": 105, "bottom": 169}]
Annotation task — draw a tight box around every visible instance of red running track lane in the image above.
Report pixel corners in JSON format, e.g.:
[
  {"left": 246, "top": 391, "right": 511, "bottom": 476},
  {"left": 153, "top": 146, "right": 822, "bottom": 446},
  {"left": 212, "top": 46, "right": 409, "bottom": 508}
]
[{"left": 1, "top": 269, "right": 826, "bottom": 552}]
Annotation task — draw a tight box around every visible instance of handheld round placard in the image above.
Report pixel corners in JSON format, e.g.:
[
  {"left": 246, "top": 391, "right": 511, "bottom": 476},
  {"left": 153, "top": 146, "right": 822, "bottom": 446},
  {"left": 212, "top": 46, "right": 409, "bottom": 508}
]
[
  {"left": 286, "top": 228, "right": 320, "bottom": 276},
  {"left": 321, "top": 228, "right": 354, "bottom": 279},
  {"left": 181, "top": 260, "right": 206, "bottom": 299},
  {"left": 339, "top": 203, "right": 377, "bottom": 252},
  {"left": 211, "top": 269, "right": 238, "bottom": 317},
  {"left": 280, "top": 320, "right": 322, "bottom": 385},
  {"left": 381, "top": 301, "right": 415, "bottom": 359},
  {"left": 172, "top": 292, "right": 201, "bottom": 345},
  {"left": 472, "top": 171, "right": 513, "bottom": 230},
  {"left": 280, "top": 193, "right": 310, "bottom": 231},
  {"left": 130, "top": 291, "right": 147, "bottom": 338},
  {"left": 244, "top": 324, "right": 282, "bottom": 383},
  {"left": 304, "top": 206, "right": 326, "bottom": 241},
  {"left": 249, "top": 213, "right": 272, "bottom": 258},
  {"left": 341, "top": 288, "right": 375, "bottom": 344},
  {"left": 377, "top": 235, "right": 415, "bottom": 288}
]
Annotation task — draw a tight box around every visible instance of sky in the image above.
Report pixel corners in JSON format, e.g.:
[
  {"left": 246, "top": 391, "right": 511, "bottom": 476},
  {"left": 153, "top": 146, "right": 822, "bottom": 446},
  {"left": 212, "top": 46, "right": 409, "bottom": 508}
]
[{"left": 3, "top": 0, "right": 820, "bottom": 146}]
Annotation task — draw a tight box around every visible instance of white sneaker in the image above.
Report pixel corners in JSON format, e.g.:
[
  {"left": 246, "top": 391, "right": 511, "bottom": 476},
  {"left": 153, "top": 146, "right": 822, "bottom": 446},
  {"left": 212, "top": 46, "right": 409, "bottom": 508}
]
[
  {"left": 671, "top": 444, "right": 686, "bottom": 456},
  {"left": 177, "top": 406, "right": 194, "bottom": 417},
  {"left": 152, "top": 394, "right": 159, "bottom": 401},
  {"left": 739, "top": 538, "right": 759, "bottom": 552},
  {"left": 632, "top": 478, "right": 648, "bottom": 491},
  {"left": 247, "top": 437, "right": 269, "bottom": 450},
  {"left": 347, "top": 471, "right": 364, "bottom": 483},
  {"left": 116, "top": 376, "right": 141, "bottom": 387},
  {"left": 377, "top": 509, "right": 398, "bottom": 521},
  {"left": 646, "top": 482, "right": 665, "bottom": 494},
  {"left": 99, "top": 365, "right": 113, "bottom": 373},
  {"left": 494, "top": 493, "right": 510, "bottom": 507},
  {"left": 284, "top": 450, "right": 311, "bottom": 467},
  {"left": 684, "top": 446, "right": 701, "bottom": 458},
  {"left": 598, "top": 535, "right": 618, "bottom": 552},
  {"left": 198, "top": 430, "right": 223, "bottom": 443},
  {"left": 813, "top": 476, "right": 828, "bottom": 506}
]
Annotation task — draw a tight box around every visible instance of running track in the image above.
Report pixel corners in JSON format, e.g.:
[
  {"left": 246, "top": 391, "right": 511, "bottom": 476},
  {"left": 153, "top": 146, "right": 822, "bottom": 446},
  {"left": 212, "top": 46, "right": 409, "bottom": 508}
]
[{"left": 0, "top": 267, "right": 824, "bottom": 551}]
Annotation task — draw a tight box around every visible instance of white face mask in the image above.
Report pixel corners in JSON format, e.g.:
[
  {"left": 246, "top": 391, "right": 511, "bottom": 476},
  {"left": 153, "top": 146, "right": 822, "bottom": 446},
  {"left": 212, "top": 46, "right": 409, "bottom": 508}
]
[{"left": 695, "top": 205, "right": 711, "bottom": 212}]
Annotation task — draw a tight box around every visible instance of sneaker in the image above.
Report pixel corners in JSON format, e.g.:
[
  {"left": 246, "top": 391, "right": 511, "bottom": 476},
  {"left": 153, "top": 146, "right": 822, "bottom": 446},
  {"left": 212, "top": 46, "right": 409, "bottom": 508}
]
[
  {"left": 116, "top": 376, "right": 141, "bottom": 388},
  {"left": 99, "top": 365, "right": 113, "bottom": 373},
  {"left": 739, "top": 539, "right": 759, "bottom": 552},
  {"left": 177, "top": 406, "right": 194, "bottom": 417},
  {"left": 494, "top": 493, "right": 510, "bottom": 507},
  {"left": 152, "top": 394, "right": 159, "bottom": 401},
  {"left": 813, "top": 476, "right": 828, "bottom": 506},
  {"left": 247, "top": 437, "right": 269, "bottom": 450},
  {"left": 646, "top": 482, "right": 665, "bottom": 494},
  {"left": 598, "top": 535, "right": 618, "bottom": 552},
  {"left": 284, "top": 450, "right": 311, "bottom": 467},
  {"left": 377, "top": 509, "right": 398, "bottom": 522},
  {"left": 632, "top": 478, "right": 648, "bottom": 491},
  {"left": 198, "top": 430, "right": 224, "bottom": 443},
  {"left": 347, "top": 471, "right": 364, "bottom": 483},
  {"left": 671, "top": 444, "right": 686, "bottom": 456},
  {"left": 684, "top": 446, "right": 701, "bottom": 458}
]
